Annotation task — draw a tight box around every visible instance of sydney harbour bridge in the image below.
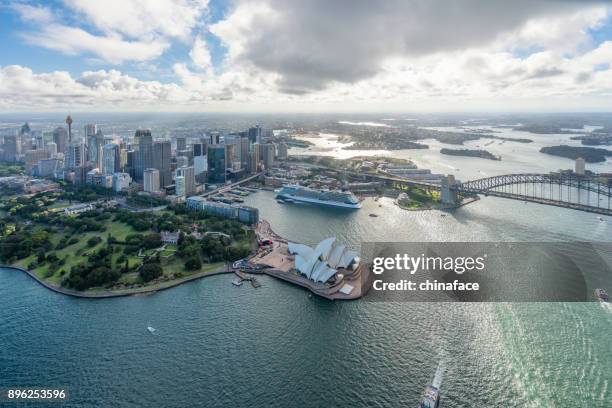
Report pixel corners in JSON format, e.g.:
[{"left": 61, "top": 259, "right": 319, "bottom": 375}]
[{"left": 355, "top": 171, "right": 612, "bottom": 216}]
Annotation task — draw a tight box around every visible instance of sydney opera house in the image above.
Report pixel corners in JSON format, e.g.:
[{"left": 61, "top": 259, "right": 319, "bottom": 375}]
[{"left": 288, "top": 237, "right": 360, "bottom": 284}]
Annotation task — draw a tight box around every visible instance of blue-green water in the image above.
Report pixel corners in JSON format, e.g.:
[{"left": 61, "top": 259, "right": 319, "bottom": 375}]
[{"left": 2, "top": 190, "right": 612, "bottom": 407}]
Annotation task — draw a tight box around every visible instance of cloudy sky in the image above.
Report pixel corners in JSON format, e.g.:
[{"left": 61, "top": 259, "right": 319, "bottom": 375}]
[{"left": 1, "top": 0, "right": 612, "bottom": 112}]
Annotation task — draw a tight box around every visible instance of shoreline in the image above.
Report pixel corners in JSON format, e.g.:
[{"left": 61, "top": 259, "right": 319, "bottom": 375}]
[{"left": 1, "top": 264, "right": 233, "bottom": 299}]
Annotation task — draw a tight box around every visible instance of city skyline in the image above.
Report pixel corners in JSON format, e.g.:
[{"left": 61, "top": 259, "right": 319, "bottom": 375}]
[{"left": 0, "top": 0, "right": 611, "bottom": 112}]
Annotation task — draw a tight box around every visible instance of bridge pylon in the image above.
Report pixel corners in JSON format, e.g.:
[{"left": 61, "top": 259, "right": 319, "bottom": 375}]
[{"left": 441, "top": 175, "right": 457, "bottom": 205}]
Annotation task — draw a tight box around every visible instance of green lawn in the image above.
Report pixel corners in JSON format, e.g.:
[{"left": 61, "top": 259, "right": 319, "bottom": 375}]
[{"left": 13, "top": 218, "right": 141, "bottom": 284}]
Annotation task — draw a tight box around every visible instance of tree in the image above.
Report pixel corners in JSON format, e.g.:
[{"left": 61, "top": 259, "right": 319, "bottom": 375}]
[
  {"left": 87, "top": 236, "right": 102, "bottom": 247},
  {"left": 142, "top": 233, "right": 162, "bottom": 249},
  {"left": 139, "top": 263, "right": 163, "bottom": 282},
  {"left": 185, "top": 257, "right": 202, "bottom": 271}
]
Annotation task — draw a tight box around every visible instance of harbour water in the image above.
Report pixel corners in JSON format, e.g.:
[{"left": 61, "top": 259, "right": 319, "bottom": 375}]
[{"left": 2, "top": 127, "right": 612, "bottom": 407}]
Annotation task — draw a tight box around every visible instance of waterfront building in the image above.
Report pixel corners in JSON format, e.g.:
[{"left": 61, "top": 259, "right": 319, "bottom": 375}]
[
  {"left": 240, "top": 137, "right": 250, "bottom": 171},
  {"left": 52, "top": 127, "right": 68, "bottom": 154},
  {"left": 207, "top": 145, "right": 226, "bottom": 184},
  {"left": 143, "top": 168, "right": 160, "bottom": 193},
  {"left": 186, "top": 196, "right": 259, "bottom": 225},
  {"left": 277, "top": 143, "right": 288, "bottom": 161},
  {"left": 102, "top": 143, "right": 120, "bottom": 174},
  {"left": 575, "top": 157, "right": 586, "bottom": 175},
  {"left": 260, "top": 143, "right": 275, "bottom": 171},
  {"left": 112, "top": 172, "right": 132, "bottom": 192},
  {"left": 288, "top": 237, "right": 359, "bottom": 284},
  {"left": 153, "top": 140, "right": 172, "bottom": 187}
]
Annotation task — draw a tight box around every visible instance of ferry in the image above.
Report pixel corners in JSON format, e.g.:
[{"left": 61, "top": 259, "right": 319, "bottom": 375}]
[
  {"left": 595, "top": 288, "right": 609, "bottom": 302},
  {"left": 275, "top": 185, "right": 361, "bottom": 209},
  {"left": 418, "top": 385, "right": 440, "bottom": 408}
]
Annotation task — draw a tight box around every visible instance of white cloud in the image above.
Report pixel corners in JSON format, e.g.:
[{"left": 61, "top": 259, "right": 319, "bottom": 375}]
[
  {"left": 10, "top": 0, "right": 209, "bottom": 64},
  {"left": 20, "top": 25, "right": 169, "bottom": 64},
  {"left": 63, "top": 0, "right": 209, "bottom": 41},
  {"left": 189, "top": 35, "right": 212, "bottom": 70}
]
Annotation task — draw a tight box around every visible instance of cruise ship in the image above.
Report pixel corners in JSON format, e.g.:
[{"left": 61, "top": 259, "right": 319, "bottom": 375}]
[{"left": 276, "top": 185, "right": 361, "bottom": 209}]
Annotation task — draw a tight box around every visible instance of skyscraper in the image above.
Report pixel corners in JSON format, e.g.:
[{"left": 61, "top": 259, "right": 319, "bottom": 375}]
[
  {"left": 176, "top": 137, "right": 187, "bottom": 152},
  {"left": 52, "top": 127, "right": 68, "bottom": 154},
  {"left": 153, "top": 140, "right": 172, "bottom": 187},
  {"left": 277, "top": 143, "right": 288, "bottom": 160},
  {"left": 175, "top": 175, "right": 185, "bottom": 197},
  {"left": 193, "top": 142, "right": 207, "bottom": 157},
  {"left": 65, "top": 143, "right": 85, "bottom": 169},
  {"left": 2, "top": 134, "right": 20, "bottom": 162},
  {"left": 176, "top": 166, "right": 195, "bottom": 196},
  {"left": 207, "top": 145, "right": 226, "bottom": 184},
  {"left": 248, "top": 126, "right": 262, "bottom": 143},
  {"left": 102, "top": 143, "right": 120, "bottom": 174},
  {"left": 260, "top": 143, "right": 275, "bottom": 171},
  {"left": 135, "top": 129, "right": 153, "bottom": 181},
  {"left": 143, "top": 168, "right": 160, "bottom": 193},
  {"left": 88, "top": 129, "right": 104, "bottom": 167}
]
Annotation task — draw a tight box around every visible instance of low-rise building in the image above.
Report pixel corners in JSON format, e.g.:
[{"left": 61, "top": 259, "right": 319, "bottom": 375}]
[{"left": 186, "top": 196, "right": 259, "bottom": 225}]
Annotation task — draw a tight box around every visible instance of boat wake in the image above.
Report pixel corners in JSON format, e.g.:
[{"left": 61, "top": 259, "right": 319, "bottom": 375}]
[
  {"left": 600, "top": 301, "right": 612, "bottom": 314},
  {"left": 432, "top": 361, "right": 445, "bottom": 389}
]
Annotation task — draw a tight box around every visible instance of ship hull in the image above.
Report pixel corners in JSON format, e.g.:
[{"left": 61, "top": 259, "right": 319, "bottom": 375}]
[{"left": 276, "top": 193, "right": 361, "bottom": 209}]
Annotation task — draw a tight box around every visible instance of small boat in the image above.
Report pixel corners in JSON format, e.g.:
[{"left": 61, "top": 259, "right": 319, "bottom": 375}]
[
  {"left": 598, "top": 216, "right": 604, "bottom": 221},
  {"left": 276, "top": 199, "right": 285, "bottom": 204},
  {"left": 418, "top": 385, "right": 440, "bottom": 408},
  {"left": 147, "top": 326, "right": 156, "bottom": 333},
  {"left": 378, "top": 204, "right": 382, "bottom": 207},
  {"left": 595, "top": 288, "right": 609, "bottom": 302},
  {"left": 369, "top": 213, "right": 379, "bottom": 217},
  {"left": 440, "top": 214, "right": 447, "bottom": 217},
  {"left": 232, "top": 278, "right": 243, "bottom": 287}
]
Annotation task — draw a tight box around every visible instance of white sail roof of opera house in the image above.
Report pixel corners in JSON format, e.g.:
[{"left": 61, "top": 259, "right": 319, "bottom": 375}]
[{"left": 288, "top": 237, "right": 359, "bottom": 283}]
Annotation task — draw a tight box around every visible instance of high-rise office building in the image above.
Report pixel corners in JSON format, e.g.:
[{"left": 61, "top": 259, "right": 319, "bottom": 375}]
[
  {"left": 209, "top": 132, "right": 221, "bottom": 145},
  {"left": 260, "top": 143, "right": 275, "bottom": 171},
  {"left": 112, "top": 173, "right": 132, "bottom": 192},
  {"left": 248, "top": 126, "right": 262, "bottom": 143},
  {"left": 240, "top": 137, "right": 249, "bottom": 170},
  {"left": 37, "top": 158, "right": 61, "bottom": 178},
  {"left": 88, "top": 130, "right": 104, "bottom": 167},
  {"left": 193, "top": 142, "right": 207, "bottom": 157},
  {"left": 2, "top": 134, "right": 20, "bottom": 162},
  {"left": 25, "top": 149, "right": 50, "bottom": 173},
  {"left": 276, "top": 143, "right": 288, "bottom": 160},
  {"left": 175, "top": 175, "right": 185, "bottom": 197},
  {"left": 176, "top": 166, "right": 195, "bottom": 196},
  {"left": 153, "top": 140, "right": 172, "bottom": 187},
  {"left": 176, "top": 137, "right": 187, "bottom": 152},
  {"left": 84, "top": 124, "right": 97, "bottom": 140},
  {"left": 249, "top": 143, "right": 261, "bottom": 173},
  {"left": 65, "top": 143, "right": 85, "bottom": 169},
  {"left": 225, "top": 144, "right": 236, "bottom": 169},
  {"left": 52, "top": 127, "right": 68, "bottom": 154},
  {"left": 135, "top": 129, "right": 153, "bottom": 181},
  {"left": 176, "top": 156, "right": 189, "bottom": 168},
  {"left": 194, "top": 155, "right": 208, "bottom": 176},
  {"left": 143, "top": 168, "right": 160, "bottom": 192},
  {"left": 102, "top": 143, "right": 120, "bottom": 174},
  {"left": 207, "top": 145, "right": 226, "bottom": 184},
  {"left": 46, "top": 141, "right": 57, "bottom": 156}
]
